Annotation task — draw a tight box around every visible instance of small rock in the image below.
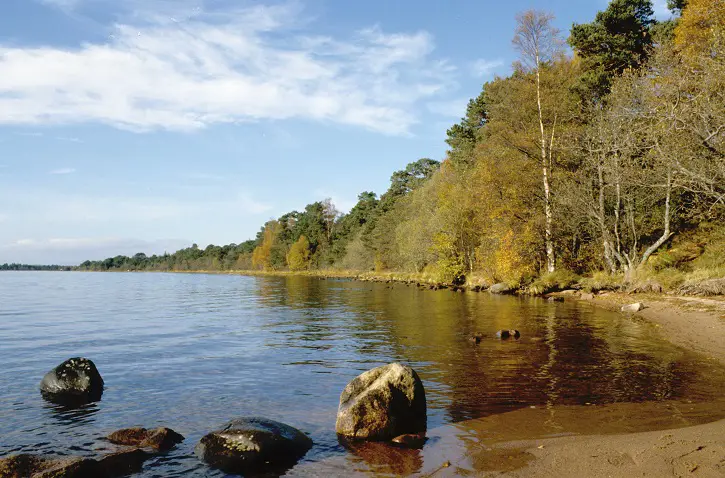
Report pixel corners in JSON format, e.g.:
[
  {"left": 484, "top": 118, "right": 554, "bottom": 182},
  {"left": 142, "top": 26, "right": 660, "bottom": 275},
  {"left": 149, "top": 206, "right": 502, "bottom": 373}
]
[
  {"left": 469, "top": 332, "right": 484, "bottom": 344},
  {"left": 391, "top": 433, "right": 427, "bottom": 449},
  {"left": 496, "top": 330, "right": 521, "bottom": 340},
  {"left": 195, "top": 417, "right": 312, "bottom": 474},
  {"left": 336, "top": 363, "right": 427, "bottom": 441},
  {"left": 40, "top": 357, "right": 104, "bottom": 406},
  {"left": 489, "top": 283, "right": 512, "bottom": 294},
  {"left": 621, "top": 302, "right": 645, "bottom": 313},
  {"left": 107, "top": 427, "right": 184, "bottom": 451},
  {"left": 547, "top": 296, "right": 564, "bottom": 302},
  {"left": 580, "top": 293, "right": 595, "bottom": 300}
]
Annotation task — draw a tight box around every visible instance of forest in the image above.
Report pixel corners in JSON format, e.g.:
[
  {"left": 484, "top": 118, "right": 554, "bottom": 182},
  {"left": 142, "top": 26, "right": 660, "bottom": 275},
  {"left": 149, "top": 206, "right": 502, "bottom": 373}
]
[
  {"left": 0, "top": 264, "right": 72, "bottom": 271},
  {"left": 80, "top": 0, "right": 725, "bottom": 295}
]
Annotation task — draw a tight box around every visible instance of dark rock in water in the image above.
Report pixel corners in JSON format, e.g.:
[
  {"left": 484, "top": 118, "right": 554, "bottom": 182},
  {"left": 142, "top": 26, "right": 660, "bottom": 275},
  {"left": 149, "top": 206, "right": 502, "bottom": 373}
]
[
  {"left": 469, "top": 332, "right": 484, "bottom": 344},
  {"left": 336, "top": 363, "right": 426, "bottom": 441},
  {"left": 107, "top": 427, "right": 184, "bottom": 451},
  {"left": 391, "top": 433, "right": 427, "bottom": 449},
  {"left": 0, "top": 454, "right": 104, "bottom": 478},
  {"left": 40, "top": 358, "right": 104, "bottom": 406},
  {"left": 195, "top": 417, "right": 312, "bottom": 474},
  {"left": 97, "top": 449, "right": 150, "bottom": 477},
  {"left": 496, "top": 330, "right": 521, "bottom": 340},
  {"left": 0, "top": 454, "right": 47, "bottom": 477}
]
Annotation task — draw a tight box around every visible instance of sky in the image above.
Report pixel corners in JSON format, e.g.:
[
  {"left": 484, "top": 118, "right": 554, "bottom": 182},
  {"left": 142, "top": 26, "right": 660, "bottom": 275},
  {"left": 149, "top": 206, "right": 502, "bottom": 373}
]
[{"left": 0, "top": 0, "right": 675, "bottom": 265}]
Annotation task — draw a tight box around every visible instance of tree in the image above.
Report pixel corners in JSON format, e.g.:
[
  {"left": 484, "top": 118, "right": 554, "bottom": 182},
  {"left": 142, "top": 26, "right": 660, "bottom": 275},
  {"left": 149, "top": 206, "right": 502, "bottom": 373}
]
[
  {"left": 252, "top": 220, "right": 281, "bottom": 270},
  {"left": 446, "top": 90, "right": 488, "bottom": 168},
  {"left": 513, "top": 10, "right": 563, "bottom": 273},
  {"left": 568, "top": 0, "right": 655, "bottom": 101},
  {"left": 674, "top": 0, "right": 725, "bottom": 57},
  {"left": 286, "top": 235, "right": 311, "bottom": 271}
]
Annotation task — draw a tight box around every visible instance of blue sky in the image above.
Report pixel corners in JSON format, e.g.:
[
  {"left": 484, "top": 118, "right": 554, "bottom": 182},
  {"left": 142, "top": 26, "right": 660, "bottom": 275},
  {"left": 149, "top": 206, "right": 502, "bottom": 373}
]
[{"left": 0, "top": 0, "right": 674, "bottom": 265}]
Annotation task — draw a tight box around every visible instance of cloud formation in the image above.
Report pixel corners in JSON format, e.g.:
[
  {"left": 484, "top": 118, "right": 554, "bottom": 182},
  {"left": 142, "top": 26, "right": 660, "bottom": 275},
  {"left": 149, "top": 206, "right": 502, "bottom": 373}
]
[
  {"left": 1, "top": 3, "right": 453, "bottom": 135},
  {"left": 49, "top": 168, "right": 76, "bottom": 175}
]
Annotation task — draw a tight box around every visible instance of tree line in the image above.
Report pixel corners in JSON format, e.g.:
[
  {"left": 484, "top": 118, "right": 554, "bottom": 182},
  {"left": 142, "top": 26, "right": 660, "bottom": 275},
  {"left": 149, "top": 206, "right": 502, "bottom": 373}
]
[
  {"left": 80, "top": 0, "right": 724, "bottom": 290},
  {"left": 0, "top": 264, "right": 72, "bottom": 271}
]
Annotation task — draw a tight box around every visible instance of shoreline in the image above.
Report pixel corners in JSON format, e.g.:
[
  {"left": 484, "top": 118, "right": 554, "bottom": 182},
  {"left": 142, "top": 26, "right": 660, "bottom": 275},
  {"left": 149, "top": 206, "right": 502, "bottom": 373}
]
[{"left": 427, "top": 292, "right": 725, "bottom": 477}]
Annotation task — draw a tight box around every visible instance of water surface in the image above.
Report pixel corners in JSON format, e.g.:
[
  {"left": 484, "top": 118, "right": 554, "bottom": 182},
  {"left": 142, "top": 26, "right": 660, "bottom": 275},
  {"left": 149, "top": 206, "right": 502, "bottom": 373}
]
[{"left": 1, "top": 272, "right": 724, "bottom": 476}]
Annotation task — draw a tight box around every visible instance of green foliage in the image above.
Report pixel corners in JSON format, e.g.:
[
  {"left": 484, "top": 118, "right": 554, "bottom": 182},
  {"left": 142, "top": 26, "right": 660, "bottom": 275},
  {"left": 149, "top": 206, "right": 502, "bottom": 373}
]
[
  {"left": 568, "top": 0, "right": 655, "bottom": 101},
  {"left": 445, "top": 88, "right": 489, "bottom": 168}
]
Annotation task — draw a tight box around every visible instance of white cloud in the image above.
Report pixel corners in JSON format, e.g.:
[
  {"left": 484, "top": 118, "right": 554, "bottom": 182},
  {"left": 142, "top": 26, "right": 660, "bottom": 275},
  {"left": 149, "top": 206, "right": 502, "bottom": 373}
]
[
  {"left": 55, "top": 136, "right": 83, "bottom": 143},
  {"left": 470, "top": 58, "right": 504, "bottom": 78},
  {"left": 427, "top": 98, "right": 469, "bottom": 118},
  {"left": 40, "top": 0, "right": 81, "bottom": 7},
  {"left": 0, "top": 4, "right": 453, "bottom": 135},
  {"left": 49, "top": 168, "right": 76, "bottom": 175}
]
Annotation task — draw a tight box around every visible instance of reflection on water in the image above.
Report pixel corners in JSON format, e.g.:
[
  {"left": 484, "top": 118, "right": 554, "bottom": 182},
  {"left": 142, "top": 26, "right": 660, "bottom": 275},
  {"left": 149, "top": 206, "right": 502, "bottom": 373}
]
[{"left": 1, "top": 272, "right": 725, "bottom": 477}]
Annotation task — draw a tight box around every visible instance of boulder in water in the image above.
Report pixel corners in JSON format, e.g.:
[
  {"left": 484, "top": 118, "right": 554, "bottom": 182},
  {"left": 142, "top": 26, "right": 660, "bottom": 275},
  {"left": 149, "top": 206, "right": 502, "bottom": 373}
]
[
  {"left": 107, "top": 427, "right": 184, "bottom": 451},
  {"left": 39, "top": 357, "right": 104, "bottom": 406},
  {"left": 195, "top": 417, "right": 312, "bottom": 474},
  {"left": 0, "top": 454, "right": 103, "bottom": 478},
  {"left": 336, "top": 363, "right": 426, "bottom": 441}
]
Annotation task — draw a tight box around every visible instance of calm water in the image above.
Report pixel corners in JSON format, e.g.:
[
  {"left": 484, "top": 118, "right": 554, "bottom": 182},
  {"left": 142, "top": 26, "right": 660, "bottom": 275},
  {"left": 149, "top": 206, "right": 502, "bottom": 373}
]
[{"left": 1, "top": 272, "right": 725, "bottom": 477}]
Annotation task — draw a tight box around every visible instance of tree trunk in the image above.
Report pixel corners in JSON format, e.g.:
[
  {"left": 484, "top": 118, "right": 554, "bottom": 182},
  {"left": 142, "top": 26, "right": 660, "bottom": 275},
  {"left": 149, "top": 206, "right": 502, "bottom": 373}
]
[
  {"left": 639, "top": 167, "right": 673, "bottom": 266},
  {"left": 536, "top": 53, "right": 555, "bottom": 273}
]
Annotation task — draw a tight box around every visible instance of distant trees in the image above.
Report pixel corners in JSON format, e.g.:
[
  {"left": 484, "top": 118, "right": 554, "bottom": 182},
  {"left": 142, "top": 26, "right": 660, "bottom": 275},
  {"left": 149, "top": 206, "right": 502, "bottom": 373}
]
[{"left": 0, "top": 263, "right": 72, "bottom": 271}]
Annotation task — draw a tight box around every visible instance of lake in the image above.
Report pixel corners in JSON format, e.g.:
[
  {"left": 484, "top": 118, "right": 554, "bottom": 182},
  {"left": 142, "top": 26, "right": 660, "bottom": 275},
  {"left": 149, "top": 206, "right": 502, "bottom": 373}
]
[{"left": 2, "top": 272, "right": 725, "bottom": 477}]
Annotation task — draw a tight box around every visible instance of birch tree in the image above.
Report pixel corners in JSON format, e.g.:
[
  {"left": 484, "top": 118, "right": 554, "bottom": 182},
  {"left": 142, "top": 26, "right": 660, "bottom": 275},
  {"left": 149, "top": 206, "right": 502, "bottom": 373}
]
[{"left": 512, "top": 10, "right": 562, "bottom": 273}]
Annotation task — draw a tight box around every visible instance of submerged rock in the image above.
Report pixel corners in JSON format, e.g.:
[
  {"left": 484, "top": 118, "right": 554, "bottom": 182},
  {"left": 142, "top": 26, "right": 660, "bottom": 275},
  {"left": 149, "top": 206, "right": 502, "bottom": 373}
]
[
  {"left": 0, "top": 454, "right": 103, "bottom": 478},
  {"left": 97, "top": 449, "right": 150, "bottom": 477},
  {"left": 469, "top": 332, "right": 484, "bottom": 344},
  {"left": 39, "top": 358, "right": 104, "bottom": 406},
  {"left": 195, "top": 417, "right": 312, "bottom": 474},
  {"left": 336, "top": 363, "right": 427, "bottom": 441},
  {"left": 621, "top": 302, "right": 645, "bottom": 313},
  {"left": 107, "top": 427, "right": 184, "bottom": 451},
  {"left": 391, "top": 433, "right": 427, "bottom": 449},
  {"left": 496, "top": 330, "right": 521, "bottom": 340}
]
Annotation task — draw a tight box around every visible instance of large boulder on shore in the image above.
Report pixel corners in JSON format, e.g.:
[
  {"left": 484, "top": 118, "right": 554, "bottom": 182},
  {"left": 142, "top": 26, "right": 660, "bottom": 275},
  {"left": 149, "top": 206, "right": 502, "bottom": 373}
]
[
  {"left": 107, "top": 427, "right": 184, "bottom": 451},
  {"left": 39, "top": 357, "right": 104, "bottom": 406},
  {"left": 621, "top": 302, "right": 645, "bottom": 313},
  {"left": 195, "top": 417, "right": 312, "bottom": 474},
  {"left": 489, "top": 283, "right": 513, "bottom": 295},
  {"left": 335, "top": 363, "right": 426, "bottom": 441}
]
